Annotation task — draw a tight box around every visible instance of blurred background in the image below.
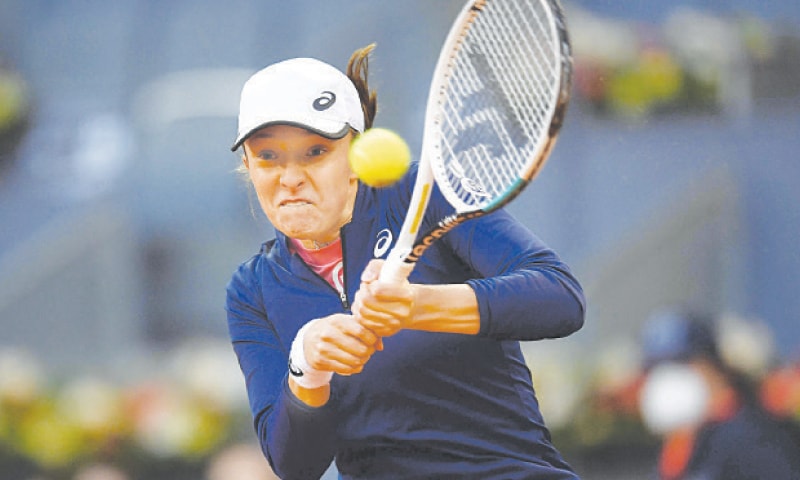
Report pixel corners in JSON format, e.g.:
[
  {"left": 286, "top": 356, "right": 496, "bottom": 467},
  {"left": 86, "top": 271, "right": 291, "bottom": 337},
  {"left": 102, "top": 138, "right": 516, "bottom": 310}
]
[{"left": 1, "top": 0, "right": 799, "bottom": 479}]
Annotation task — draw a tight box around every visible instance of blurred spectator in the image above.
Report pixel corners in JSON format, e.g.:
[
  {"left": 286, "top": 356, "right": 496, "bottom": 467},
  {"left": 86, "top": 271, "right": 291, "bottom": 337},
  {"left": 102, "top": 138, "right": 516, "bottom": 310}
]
[
  {"left": 206, "top": 443, "right": 278, "bottom": 480},
  {"left": 761, "top": 360, "right": 800, "bottom": 419},
  {"left": 637, "top": 310, "right": 800, "bottom": 480},
  {"left": 72, "top": 463, "right": 129, "bottom": 480},
  {"left": 0, "top": 56, "right": 30, "bottom": 177}
]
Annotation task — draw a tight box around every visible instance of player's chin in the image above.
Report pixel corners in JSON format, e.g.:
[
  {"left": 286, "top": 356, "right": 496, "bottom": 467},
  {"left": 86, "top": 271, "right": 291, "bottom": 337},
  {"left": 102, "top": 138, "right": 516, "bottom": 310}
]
[{"left": 274, "top": 217, "right": 320, "bottom": 239}]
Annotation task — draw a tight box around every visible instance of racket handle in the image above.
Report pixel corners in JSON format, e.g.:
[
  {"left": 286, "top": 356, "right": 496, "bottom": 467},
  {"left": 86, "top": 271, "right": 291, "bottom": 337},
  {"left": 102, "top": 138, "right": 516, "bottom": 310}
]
[{"left": 379, "top": 256, "right": 414, "bottom": 284}]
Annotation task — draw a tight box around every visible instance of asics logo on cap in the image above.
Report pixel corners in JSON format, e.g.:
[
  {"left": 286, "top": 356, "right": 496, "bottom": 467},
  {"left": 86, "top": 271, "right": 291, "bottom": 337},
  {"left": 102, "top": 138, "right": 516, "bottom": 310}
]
[{"left": 313, "top": 91, "right": 337, "bottom": 111}]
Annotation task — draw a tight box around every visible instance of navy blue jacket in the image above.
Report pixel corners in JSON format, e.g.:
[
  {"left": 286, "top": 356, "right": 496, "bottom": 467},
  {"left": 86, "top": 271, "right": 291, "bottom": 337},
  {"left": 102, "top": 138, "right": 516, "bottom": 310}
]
[{"left": 226, "top": 163, "right": 585, "bottom": 479}]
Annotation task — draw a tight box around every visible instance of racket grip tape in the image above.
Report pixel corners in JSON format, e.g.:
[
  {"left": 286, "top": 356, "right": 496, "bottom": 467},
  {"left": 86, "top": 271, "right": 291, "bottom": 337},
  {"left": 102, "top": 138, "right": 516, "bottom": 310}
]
[{"left": 379, "top": 256, "right": 415, "bottom": 284}]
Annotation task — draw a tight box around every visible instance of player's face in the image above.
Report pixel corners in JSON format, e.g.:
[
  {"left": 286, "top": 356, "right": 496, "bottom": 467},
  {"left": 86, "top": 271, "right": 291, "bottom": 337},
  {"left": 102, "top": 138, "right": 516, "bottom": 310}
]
[{"left": 242, "top": 124, "right": 358, "bottom": 245}]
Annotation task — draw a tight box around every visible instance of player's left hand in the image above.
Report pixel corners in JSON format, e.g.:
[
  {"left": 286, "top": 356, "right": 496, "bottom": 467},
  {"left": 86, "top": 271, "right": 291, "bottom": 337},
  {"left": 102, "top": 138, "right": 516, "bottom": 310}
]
[{"left": 352, "top": 259, "right": 416, "bottom": 338}]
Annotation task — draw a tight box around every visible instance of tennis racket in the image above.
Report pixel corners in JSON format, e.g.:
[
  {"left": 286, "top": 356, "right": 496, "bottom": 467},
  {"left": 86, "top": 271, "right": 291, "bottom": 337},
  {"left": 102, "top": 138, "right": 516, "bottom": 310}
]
[{"left": 380, "top": 0, "right": 574, "bottom": 282}]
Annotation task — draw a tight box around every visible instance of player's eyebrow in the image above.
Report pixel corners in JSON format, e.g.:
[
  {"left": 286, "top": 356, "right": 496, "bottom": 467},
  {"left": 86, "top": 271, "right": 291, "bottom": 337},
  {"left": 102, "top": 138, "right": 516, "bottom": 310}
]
[
  {"left": 249, "top": 131, "right": 276, "bottom": 139},
  {"left": 250, "top": 128, "right": 318, "bottom": 140}
]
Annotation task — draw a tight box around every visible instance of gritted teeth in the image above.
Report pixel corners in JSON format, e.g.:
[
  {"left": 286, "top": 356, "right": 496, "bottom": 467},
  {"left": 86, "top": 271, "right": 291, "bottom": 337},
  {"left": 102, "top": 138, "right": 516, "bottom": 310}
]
[{"left": 280, "top": 199, "right": 312, "bottom": 207}]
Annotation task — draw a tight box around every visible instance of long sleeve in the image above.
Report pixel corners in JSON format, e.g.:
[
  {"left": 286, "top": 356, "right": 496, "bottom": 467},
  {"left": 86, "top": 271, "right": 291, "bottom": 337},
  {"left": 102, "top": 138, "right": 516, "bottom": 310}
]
[
  {"left": 464, "top": 210, "right": 585, "bottom": 340},
  {"left": 226, "top": 260, "right": 337, "bottom": 479},
  {"left": 421, "top": 184, "right": 585, "bottom": 341}
]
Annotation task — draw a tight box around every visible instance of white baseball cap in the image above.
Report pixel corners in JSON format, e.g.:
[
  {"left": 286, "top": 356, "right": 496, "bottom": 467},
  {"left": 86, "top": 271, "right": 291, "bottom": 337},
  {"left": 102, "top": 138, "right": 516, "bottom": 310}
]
[{"left": 231, "top": 57, "right": 365, "bottom": 151}]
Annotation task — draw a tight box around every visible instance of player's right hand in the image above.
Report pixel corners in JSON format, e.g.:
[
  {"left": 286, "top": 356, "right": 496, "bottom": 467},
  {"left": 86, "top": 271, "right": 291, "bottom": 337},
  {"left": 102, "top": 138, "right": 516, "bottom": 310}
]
[
  {"left": 302, "top": 315, "right": 381, "bottom": 376},
  {"left": 352, "top": 259, "right": 416, "bottom": 338}
]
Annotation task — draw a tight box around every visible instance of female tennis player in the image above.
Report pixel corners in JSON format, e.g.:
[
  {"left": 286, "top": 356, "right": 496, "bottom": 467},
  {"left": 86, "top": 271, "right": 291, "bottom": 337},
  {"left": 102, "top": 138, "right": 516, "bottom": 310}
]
[{"left": 226, "top": 45, "right": 586, "bottom": 479}]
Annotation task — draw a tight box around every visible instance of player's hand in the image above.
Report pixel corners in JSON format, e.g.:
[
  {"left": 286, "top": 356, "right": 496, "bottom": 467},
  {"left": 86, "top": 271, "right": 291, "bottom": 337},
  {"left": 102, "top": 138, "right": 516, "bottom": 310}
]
[
  {"left": 303, "top": 314, "right": 380, "bottom": 376},
  {"left": 352, "top": 259, "right": 416, "bottom": 338}
]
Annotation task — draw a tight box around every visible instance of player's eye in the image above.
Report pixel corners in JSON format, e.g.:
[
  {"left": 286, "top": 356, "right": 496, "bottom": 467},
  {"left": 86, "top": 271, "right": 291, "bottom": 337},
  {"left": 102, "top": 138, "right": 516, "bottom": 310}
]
[
  {"left": 256, "top": 150, "right": 278, "bottom": 162},
  {"left": 307, "top": 145, "right": 328, "bottom": 157}
]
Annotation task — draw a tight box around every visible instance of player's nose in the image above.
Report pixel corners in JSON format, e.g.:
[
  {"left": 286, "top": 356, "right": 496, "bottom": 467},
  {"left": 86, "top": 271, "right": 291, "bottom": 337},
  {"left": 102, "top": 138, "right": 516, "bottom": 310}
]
[{"left": 279, "top": 160, "right": 308, "bottom": 189}]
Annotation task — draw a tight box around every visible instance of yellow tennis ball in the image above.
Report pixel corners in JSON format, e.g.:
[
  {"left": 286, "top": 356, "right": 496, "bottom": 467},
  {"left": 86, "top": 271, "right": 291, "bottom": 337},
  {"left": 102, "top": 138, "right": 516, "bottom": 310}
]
[{"left": 349, "top": 128, "right": 411, "bottom": 188}]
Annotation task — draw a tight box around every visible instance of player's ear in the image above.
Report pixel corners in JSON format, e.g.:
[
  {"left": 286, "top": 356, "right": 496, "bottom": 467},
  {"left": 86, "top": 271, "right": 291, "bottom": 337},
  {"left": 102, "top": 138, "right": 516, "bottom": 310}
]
[{"left": 241, "top": 153, "right": 249, "bottom": 169}]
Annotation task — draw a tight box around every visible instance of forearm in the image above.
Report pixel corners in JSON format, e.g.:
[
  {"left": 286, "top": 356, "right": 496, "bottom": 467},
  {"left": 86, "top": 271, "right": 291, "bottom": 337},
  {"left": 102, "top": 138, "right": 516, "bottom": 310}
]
[
  {"left": 288, "top": 379, "right": 330, "bottom": 407},
  {"left": 227, "top": 260, "right": 341, "bottom": 476},
  {"left": 467, "top": 268, "right": 584, "bottom": 340},
  {"left": 261, "top": 380, "right": 337, "bottom": 479},
  {"left": 409, "top": 283, "right": 481, "bottom": 334},
  {"left": 234, "top": 345, "right": 336, "bottom": 476}
]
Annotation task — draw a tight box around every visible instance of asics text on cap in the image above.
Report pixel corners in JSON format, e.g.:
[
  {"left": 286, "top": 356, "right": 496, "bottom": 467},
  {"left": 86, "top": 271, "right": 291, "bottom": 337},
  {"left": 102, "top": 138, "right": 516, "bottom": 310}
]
[{"left": 231, "top": 57, "right": 365, "bottom": 151}]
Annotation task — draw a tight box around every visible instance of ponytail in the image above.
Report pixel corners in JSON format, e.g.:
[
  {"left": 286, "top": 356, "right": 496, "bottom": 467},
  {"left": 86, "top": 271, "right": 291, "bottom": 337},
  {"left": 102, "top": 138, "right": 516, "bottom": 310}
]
[{"left": 347, "top": 44, "right": 378, "bottom": 130}]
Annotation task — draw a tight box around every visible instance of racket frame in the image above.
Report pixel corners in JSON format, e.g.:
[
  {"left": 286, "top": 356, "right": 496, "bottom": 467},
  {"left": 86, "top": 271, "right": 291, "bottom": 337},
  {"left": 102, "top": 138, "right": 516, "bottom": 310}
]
[{"left": 380, "top": 0, "right": 573, "bottom": 282}]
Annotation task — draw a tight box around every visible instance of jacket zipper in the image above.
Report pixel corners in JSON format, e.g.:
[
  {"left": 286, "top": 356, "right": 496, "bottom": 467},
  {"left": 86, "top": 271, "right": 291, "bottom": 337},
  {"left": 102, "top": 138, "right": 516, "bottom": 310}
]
[
  {"left": 338, "top": 288, "right": 349, "bottom": 311},
  {"left": 338, "top": 233, "right": 350, "bottom": 311},
  {"left": 301, "top": 263, "right": 349, "bottom": 312}
]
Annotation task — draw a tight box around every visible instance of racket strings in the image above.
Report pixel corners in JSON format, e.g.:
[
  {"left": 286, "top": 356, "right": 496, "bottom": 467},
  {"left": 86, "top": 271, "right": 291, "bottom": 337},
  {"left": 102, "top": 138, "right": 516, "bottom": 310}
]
[
  {"left": 469, "top": 1, "right": 556, "bottom": 154},
  {"left": 479, "top": 2, "right": 555, "bottom": 132},
  {"left": 436, "top": 0, "right": 562, "bottom": 210},
  {"left": 501, "top": 4, "right": 559, "bottom": 132}
]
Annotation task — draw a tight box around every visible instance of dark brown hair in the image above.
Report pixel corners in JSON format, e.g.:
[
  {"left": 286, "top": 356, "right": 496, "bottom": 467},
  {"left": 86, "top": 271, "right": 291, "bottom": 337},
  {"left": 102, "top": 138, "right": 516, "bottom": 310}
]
[{"left": 347, "top": 43, "right": 378, "bottom": 130}]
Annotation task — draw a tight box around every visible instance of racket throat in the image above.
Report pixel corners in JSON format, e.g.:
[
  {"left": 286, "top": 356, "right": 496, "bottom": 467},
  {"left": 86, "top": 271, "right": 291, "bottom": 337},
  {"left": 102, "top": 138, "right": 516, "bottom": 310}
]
[
  {"left": 406, "top": 212, "right": 473, "bottom": 263},
  {"left": 378, "top": 212, "right": 468, "bottom": 283}
]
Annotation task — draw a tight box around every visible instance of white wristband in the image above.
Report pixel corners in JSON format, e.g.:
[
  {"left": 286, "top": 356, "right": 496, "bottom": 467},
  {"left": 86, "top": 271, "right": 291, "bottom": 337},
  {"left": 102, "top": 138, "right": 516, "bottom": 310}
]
[{"left": 288, "top": 322, "right": 333, "bottom": 389}]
